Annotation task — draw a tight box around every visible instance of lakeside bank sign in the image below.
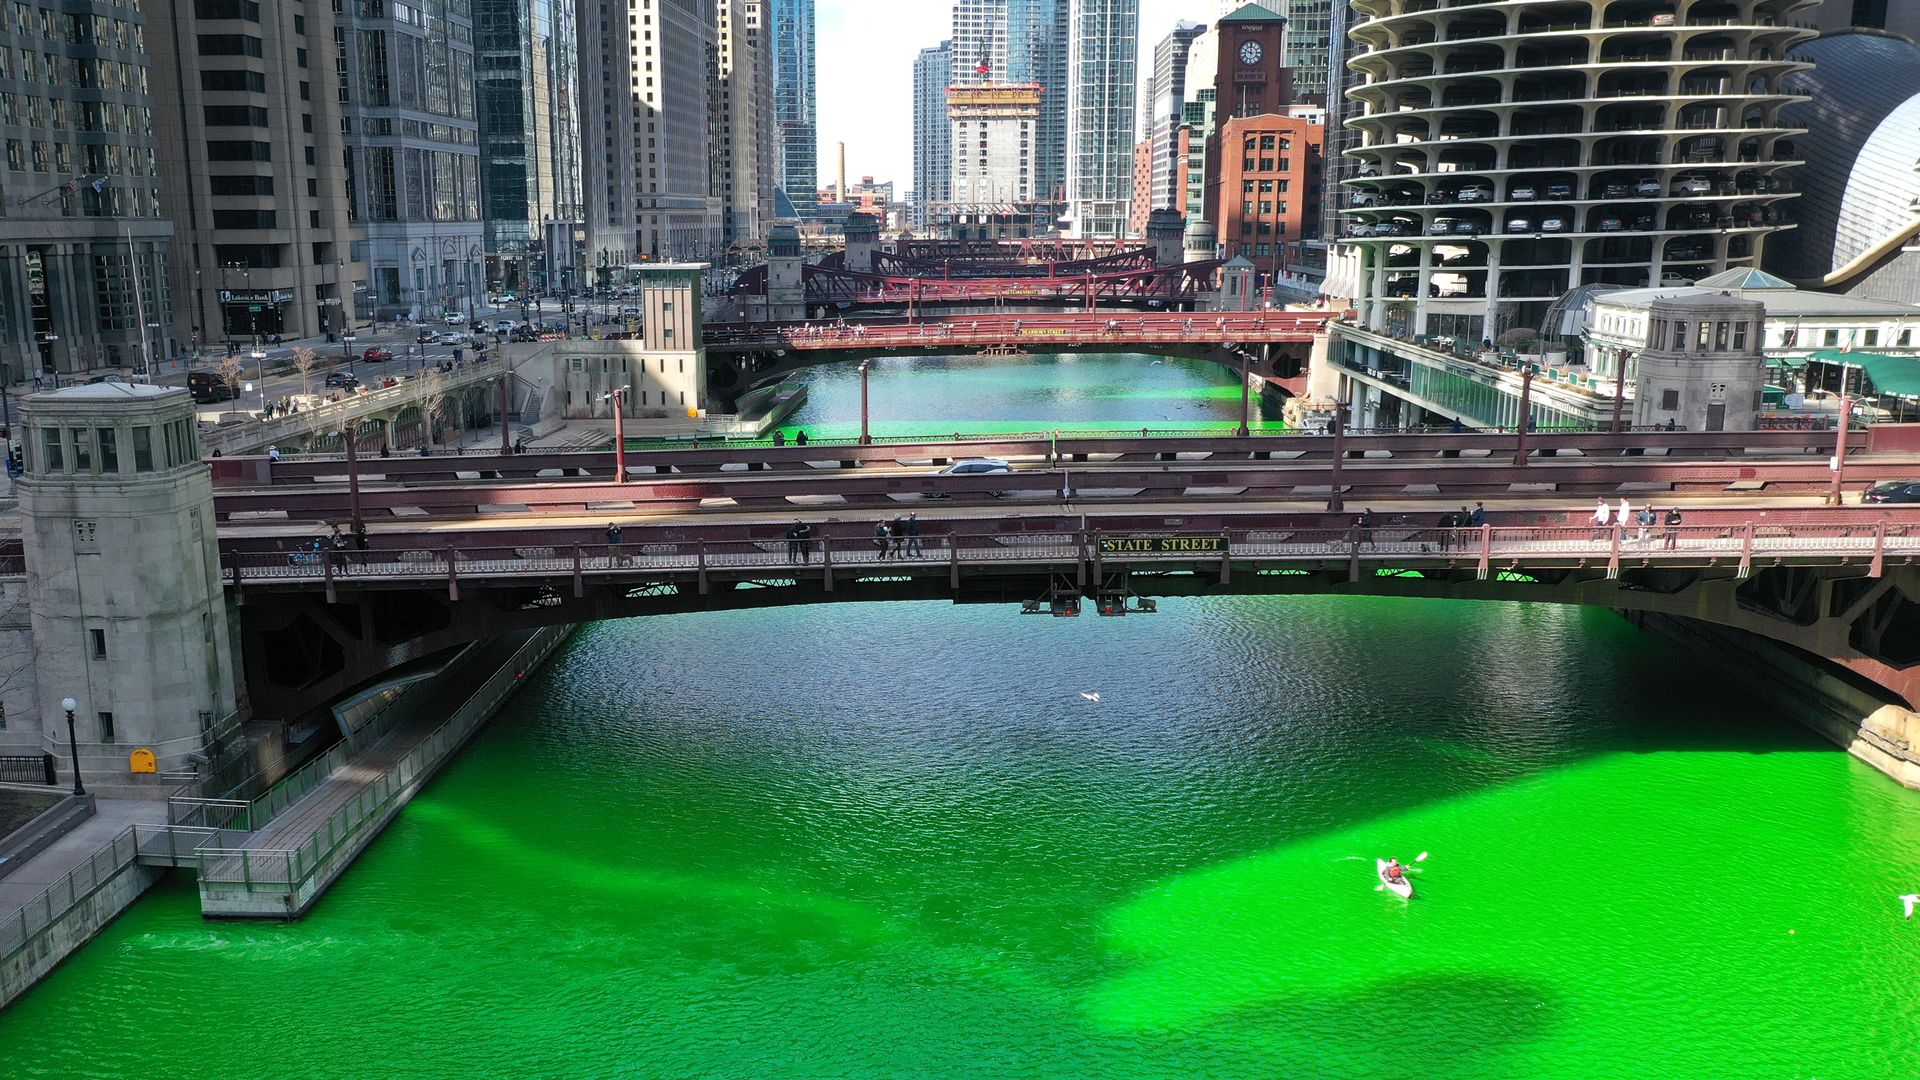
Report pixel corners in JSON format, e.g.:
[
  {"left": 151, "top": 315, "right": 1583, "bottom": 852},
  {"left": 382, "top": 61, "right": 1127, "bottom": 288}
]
[{"left": 1097, "top": 536, "right": 1230, "bottom": 556}]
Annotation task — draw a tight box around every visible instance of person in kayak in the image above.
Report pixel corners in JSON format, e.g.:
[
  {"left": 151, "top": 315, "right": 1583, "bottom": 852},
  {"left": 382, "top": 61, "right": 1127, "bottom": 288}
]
[{"left": 1384, "top": 858, "right": 1407, "bottom": 883}]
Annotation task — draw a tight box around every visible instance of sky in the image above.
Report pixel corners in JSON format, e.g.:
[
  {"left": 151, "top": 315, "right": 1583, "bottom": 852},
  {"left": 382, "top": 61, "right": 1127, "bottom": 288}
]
[{"left": 815, "top": 0, "right": 1214, "bottom": 197}]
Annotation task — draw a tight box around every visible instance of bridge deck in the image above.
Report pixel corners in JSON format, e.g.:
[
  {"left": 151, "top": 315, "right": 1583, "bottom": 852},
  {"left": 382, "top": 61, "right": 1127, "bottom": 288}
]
[{"left": 224, "top": 518, "right": 1920, "bottom": 592}]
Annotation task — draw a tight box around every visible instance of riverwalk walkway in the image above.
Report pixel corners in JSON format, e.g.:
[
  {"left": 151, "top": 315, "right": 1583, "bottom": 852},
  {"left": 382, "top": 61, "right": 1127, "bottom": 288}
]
[{"left": 195, "top": 627, "right": 565, "bottom": 917}]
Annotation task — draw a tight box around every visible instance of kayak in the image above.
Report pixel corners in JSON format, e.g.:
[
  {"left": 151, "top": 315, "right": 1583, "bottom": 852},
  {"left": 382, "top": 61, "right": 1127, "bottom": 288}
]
[{"left": 1378, "top": 859, "right": 1413, "bottom": 899}]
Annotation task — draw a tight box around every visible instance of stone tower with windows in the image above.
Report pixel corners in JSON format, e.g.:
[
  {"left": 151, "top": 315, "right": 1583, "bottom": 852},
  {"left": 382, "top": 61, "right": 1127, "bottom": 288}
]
[
  {"left": 15, "top": 383, "right": 238, "bottom": 785},
  {"left": 1632, "top": 293, "right": 1769, "bottom": 432}
]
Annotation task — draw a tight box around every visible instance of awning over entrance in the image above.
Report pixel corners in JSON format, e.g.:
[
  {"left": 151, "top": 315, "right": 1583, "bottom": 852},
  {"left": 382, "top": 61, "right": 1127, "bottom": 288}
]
[{"left": 1807, "top": 350, "right": 1920, "bottom": 398}]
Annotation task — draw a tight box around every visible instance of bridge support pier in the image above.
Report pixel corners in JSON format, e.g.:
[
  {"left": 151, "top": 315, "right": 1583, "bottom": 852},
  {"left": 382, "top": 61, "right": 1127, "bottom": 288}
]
[{"left": 16, "top": 385, "right": 243, "bottom": 788}]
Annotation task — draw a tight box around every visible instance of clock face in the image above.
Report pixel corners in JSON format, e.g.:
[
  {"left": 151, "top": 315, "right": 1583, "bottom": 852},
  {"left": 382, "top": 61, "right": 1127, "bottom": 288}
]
[{"left": 1240, "top": 40, "right": 1263, "bottom": 65}]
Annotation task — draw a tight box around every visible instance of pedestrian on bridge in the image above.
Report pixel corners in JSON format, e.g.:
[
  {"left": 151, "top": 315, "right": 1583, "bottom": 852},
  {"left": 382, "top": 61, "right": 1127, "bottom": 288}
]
[
  {"left": 786, "top": 520, "right": 808, "bottom": 562},
  {"left": 903, "top": 513, "right": 922, "bottom": 558},
  {"left": 1663, "top": 508, "right": 1683, "bottom": 551},
  {"left": 873, "top": 520, "right": 892, "bottom": 560},
  {"left": 795, "top": 429, "right": 809, "bottom": 446},
  {"left": 606, "top": 522, "right": 624, "bottom": 567},
  {"left": 1635, "top": 506, "right": 1656, "bottom": 544},
  {"left": 1469, "top": 502, "right": 1487, "bottom": 528},
  {"left": 1591, "top": 498, "right": 1612, "bottom": 540},
  {"left": 1356, "top": 509, "right": 1375, "bottom": 548},
  {"left": 772, "top": 429, "right": 785, "bottom": 447}
]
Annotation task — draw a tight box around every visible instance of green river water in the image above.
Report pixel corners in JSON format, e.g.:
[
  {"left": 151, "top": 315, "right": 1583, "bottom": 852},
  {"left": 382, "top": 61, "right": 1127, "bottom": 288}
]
[{"left": 1, "top": 355, "right": 1917, "bottom": 1078}]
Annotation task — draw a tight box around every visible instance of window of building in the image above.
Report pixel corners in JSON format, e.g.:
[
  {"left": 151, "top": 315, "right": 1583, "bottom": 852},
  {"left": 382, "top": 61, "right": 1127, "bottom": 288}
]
[
  {"left": 193, "top": 0, "right": 259, "bottom": 19},
  {"left": 98, "top": 711, "right": 114, "bottom": 742},
  {"left": 131, "top": 426, "right": 152, "bottom": 471},
  {"left": 1733, "top": 322, "right": 1747, "bottom": 351},
  {"left": 89, "top": 627, "right": 106, "bottom": 659},
  {"left": 196, "top": 33, "right": 261, "bottom": 56},
  {"left": 209, "top": 174, "right": 272, "bottom": 196},
  {"left": 1900, "top": 328, "right": 1913, "bottom": 347},
  {"left": 40, "top": 426, "right": 61, "bottom": 470},
  {"left": 96, "top": 427, "right": 116, "bottom": 472},
  {"left": 203, "top": 105, "right": 269, "bottom": 127},
  {"left": 69, "top": 427, "right": 92, "bottom": 471},
  {"left": 1661, "top": 389, "right": 1680, "bottom": 410},
  {"left": 1864, "top": 328, "right": 1880, "bottom": 348},
  {"left": 1824, "top": 328, "right": 1840, "bottom": 347},
  {"left": 1715, "top": 321, "right": 1728, "bottom": 351}
]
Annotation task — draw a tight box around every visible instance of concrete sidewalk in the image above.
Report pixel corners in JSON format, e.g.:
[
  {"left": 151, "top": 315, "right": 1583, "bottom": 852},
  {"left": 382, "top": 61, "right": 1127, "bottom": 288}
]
[{"left": 0, "top": 796, "right": 166, "bottom": 923}]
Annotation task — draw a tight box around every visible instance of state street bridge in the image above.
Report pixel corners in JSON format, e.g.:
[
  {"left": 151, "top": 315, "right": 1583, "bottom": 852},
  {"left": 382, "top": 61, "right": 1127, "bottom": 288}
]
[{"left": 187, "top": 426, "right": 1920, "bottom": 790}]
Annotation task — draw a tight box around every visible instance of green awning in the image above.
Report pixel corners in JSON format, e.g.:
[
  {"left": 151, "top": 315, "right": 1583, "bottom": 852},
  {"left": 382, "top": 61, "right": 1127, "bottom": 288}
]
[{"left": 1807, "top": 350, "right": 1920, "bottom": 398}]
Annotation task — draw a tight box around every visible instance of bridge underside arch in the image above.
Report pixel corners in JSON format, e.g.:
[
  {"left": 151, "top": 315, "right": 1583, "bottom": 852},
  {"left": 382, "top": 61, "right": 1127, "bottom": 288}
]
[{"left": 238, "top": 559, "right": 1920, "bottom": 786}]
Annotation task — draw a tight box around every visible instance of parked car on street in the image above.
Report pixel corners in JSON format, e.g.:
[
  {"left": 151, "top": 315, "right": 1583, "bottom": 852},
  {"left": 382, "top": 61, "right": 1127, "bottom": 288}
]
[
  {"left": 361, "top": 347, "right": 393, "bottom": 363},
  {"left": 416, "top": 329, "right": 441, "bottom": 344},
  {"left": 324, "top": 371, "right": 360, "bottom": 389}
]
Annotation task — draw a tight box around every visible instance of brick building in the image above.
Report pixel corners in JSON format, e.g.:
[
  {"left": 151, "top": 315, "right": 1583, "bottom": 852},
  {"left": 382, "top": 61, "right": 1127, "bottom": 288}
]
[
  {"left": 1201, "top": 3, "right": 1323, "bottom": 282},
  {"left": 1129, "top": 140, "right": 1153, "bottom": 238}
]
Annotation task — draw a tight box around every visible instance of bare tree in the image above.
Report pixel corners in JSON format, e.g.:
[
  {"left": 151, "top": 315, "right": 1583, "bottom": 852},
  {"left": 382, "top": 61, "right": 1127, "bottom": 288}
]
[
  {"left": 416, "top": 368, "right": 449, "bottom": 446},
  {"left": 215, "top": 354, "right": 246, "bottom": 405},
  {"left": 290, "top": 346, "right": 319, "bottom": 399}
]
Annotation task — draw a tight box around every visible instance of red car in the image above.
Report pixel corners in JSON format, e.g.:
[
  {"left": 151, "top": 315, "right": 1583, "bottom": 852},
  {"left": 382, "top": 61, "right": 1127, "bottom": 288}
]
[{"left": 360, "top": 347, "right": 393, "bottom": 363}]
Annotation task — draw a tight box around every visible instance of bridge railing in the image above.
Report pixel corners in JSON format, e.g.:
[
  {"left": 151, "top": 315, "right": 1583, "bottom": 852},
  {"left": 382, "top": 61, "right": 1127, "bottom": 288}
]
[
  {"left": 218, "top": 519, "right": 1920, "bottom": 588},
  {"left": 0, "top": 826, "right": 139, "bottom": 968}
]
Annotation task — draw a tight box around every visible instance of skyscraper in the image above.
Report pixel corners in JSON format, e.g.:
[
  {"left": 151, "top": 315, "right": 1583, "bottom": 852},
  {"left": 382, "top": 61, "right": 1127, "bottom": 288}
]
[
  {"left": 336, "top": 1, "right": 485, "bottom": 319},
  {"left": 947, "top": 0, "right": 1069, "bottom": 238},
  {"left": 1147, "top": 22, "right": 1206, "bottom": 215},
  {"left": 1338, "top": 0, "right": 1810, "bottom": 341},
  {"left": 913, "top": 41, "right": 954, "bottom": 229},
  {"left": 148, "top": 0, "right": 356, "bottom": 350},
  {"left": 770, "top": 0, "right": 816, "bottom": 210},
  {"left": 1275, "top": 0, "right": 1332, "bottom": 104},
  {"left": 2, "top": 0, "right": 174, "bottom": 381},
  {"left": 1179, "top": 20, "right": 1221, "bottom": 223},
  {"left": 580, "top": 0, "right": 724, "bottom": 270},
  {"left": 718, "top": 0, "right": 776, "bottom": 254},
  {"left": 475, "top": 0, "right": 584, "bottom": 298},
  {"left": 1063, "top": 0, "right": 1139, "bottom": 238}
]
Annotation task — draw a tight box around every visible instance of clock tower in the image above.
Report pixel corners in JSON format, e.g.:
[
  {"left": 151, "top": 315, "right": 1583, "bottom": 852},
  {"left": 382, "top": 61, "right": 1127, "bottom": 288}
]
[{"left": 1210, "top": 4, "right": 1294, "bottom": 120}]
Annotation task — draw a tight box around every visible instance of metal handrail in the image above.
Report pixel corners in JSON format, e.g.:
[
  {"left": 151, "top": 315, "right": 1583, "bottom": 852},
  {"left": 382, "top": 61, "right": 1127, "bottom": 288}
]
[
  {"left": 215, "top": 520, "right": 1920, "bottom": 589},
  {"left": 0, "top": 826, "right": 138, "bottom": 967},
  {"left": 199, "top": 629, "right": 563, "bottom": 892}
]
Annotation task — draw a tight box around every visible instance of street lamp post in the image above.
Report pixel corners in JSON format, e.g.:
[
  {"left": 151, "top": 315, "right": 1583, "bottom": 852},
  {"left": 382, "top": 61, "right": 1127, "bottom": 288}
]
[
  {"left": 342, "top": 330, "right": 358, "bottom": 382},
  {"left": 859, "top": 360, "right": 872, "bottom": 445},
  {"left": 496, "top": 376, "right": 511, "bottom": 454},
  {"left": 249, "top": 342, "right": 267, "bottom": 412},
  {"left": 59, "top": 696, "right": 83, "bottom": 796},
  {"left": 331, "top": 429, "right": 363, "bottom": 532},
  {"left": 602, "top": 385, "right": 629, "bottom": 483}
]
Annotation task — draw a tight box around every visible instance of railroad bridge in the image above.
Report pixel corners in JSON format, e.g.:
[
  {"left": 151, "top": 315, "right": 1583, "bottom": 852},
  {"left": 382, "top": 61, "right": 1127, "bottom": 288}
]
[{"left": 701, "top": 311, "right": 1332, "bottom": 407}]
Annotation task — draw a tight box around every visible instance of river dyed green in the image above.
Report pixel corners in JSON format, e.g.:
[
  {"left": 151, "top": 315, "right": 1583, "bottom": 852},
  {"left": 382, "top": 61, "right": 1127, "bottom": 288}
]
[{"left": 1, "top": 354, "right": 1916, "bottom": 1078}]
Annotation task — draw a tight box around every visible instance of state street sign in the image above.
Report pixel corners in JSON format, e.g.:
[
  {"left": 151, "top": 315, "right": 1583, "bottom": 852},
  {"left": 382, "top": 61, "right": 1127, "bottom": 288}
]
[{"left": 1096, "top": 536, "right": 1230, "bottom": 556}]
